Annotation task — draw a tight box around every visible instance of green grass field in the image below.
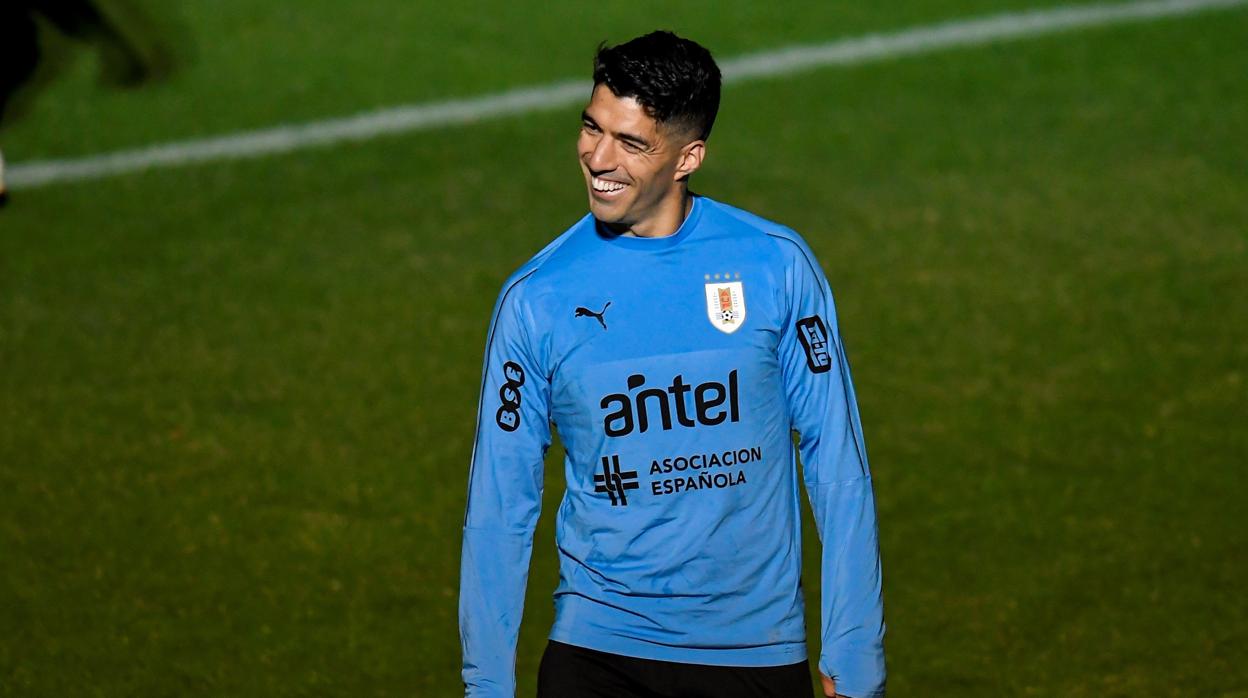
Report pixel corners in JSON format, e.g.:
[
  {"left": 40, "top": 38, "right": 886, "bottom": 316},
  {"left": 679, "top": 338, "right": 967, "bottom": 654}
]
[{"left": 2, "top": 1, "right": 1246, "bottom": 695}]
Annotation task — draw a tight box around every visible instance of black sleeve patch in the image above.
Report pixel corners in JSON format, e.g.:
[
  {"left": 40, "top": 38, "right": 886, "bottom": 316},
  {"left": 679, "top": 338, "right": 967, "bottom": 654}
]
[
  {"left": 495, "top": 360, "right": 525, "bottom": 431},
  {"left": 796, "top": 315, "right": 832, "bottom": 374}
]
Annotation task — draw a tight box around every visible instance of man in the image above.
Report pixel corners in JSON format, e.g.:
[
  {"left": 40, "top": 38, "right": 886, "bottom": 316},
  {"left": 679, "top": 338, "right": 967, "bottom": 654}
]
[
  {"left": 460, "top": 31, "right": 885, "bottom": 698},
  {"left": 0, "top": 149, "right": 8, "bottom": 207},
  {"left": 0, "top": 0, "right": 168, "bottom": 207},
  {"left": 1, "top": 0, "right": 156, "bottom": 111}
]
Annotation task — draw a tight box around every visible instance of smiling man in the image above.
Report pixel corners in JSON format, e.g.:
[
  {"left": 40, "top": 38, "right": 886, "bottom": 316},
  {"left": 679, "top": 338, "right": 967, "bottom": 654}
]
[{"left": 459, "top": 31, "right": 885, "bottom": 698}]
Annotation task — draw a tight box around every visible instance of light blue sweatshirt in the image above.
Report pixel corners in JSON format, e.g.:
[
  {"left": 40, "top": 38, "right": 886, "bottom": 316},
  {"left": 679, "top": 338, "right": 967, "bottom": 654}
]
[{"left": 459, "top": 195, "right": 885, "bottom": 697}]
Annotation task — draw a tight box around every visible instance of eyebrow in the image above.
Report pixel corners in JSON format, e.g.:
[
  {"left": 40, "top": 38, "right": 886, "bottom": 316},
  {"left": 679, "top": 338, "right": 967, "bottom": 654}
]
[{"left": 581, "top": 110, "right": 653, "bottom": 150}]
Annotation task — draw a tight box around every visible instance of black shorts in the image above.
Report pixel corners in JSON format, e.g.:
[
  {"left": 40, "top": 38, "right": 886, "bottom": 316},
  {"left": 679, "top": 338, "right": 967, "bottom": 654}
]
[{"left": 536, "top": 640, "right": 814, "bottom": 698}]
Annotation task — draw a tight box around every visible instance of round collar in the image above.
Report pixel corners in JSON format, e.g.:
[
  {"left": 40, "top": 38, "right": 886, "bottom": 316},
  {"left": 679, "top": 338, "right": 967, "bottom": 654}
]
[{"left": 596, "top": 195, "right": 703, "bottom": 250}]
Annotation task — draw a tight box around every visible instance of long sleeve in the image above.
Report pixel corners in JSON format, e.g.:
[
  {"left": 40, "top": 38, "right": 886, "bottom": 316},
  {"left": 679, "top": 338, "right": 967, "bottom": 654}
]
[
  {"left": 459, "top": 276, "right": 552, "bottom": 697},
  {"left": 775, "top": 236, "right": 886, "bottom": 698}
]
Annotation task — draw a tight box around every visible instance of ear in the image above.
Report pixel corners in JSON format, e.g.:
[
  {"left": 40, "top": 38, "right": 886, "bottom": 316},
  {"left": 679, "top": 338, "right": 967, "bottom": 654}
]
[{"left": 674, "top": 139, "right": 707, "bottom": 181}]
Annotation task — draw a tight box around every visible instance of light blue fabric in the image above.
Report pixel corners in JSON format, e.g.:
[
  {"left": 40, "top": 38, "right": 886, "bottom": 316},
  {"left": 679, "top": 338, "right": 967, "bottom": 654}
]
[{"left": 460, "top": 196, "right": 885, "bottom": 697}]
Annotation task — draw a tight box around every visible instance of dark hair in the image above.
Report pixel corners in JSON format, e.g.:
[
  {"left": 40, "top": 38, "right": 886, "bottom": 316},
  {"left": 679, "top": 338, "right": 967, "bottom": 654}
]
[{"left": 593, "top": 31, "right": 722, "bottom": 141}]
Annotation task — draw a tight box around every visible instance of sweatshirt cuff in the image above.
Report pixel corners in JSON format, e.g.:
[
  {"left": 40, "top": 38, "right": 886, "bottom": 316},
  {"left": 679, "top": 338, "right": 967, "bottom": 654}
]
[{"left": 819, "top": 649, "right": 885, "bottom": 698}]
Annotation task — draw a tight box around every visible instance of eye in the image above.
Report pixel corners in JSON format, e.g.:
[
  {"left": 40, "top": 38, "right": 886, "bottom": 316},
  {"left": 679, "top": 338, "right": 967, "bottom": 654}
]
[
  {"left": 581, "top": 121, "right": 600, "bottom": 134},
  {"left": 620, "top": 140, "right": 642, "bottom": 153}
]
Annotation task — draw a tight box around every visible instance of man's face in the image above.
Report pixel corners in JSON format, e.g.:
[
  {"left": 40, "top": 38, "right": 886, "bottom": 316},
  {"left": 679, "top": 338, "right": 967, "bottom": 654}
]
[{"left": 577, "top": 85, "right": 696, "bottom": 234}]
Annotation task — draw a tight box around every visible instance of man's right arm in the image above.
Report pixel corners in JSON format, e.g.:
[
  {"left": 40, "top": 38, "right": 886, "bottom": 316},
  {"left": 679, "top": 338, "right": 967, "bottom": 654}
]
[{"left": 459, "top": 277, "right": 551, "bottom": 697}]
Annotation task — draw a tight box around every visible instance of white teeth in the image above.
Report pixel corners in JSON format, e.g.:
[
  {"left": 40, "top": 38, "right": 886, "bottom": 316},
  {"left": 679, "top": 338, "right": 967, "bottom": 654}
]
[{"left": 592, "top": 176, "right": 627, "bottom": 193}]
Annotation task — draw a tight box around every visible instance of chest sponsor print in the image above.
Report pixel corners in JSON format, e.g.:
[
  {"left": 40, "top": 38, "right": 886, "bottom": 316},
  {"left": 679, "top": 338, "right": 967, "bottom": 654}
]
[{"left": 591, "top": 446, "right": 761, "bottom": 506}]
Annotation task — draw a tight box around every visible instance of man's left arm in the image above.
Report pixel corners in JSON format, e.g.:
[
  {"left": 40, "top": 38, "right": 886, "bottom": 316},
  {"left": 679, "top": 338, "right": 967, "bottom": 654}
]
[{"left": 774, "top": 234, "right": 886, "bottom": 698}]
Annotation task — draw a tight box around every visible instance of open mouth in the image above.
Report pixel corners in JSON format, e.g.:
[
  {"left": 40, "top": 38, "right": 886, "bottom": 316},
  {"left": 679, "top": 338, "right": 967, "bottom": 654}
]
[{"left": 591, "top": 176, "right": 628, "bottom": 197}]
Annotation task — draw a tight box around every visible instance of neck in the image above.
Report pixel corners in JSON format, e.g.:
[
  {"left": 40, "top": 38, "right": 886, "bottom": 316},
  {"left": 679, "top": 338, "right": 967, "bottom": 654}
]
[{"left": 603, "top": 187, "right": 693, "bottom": 239}]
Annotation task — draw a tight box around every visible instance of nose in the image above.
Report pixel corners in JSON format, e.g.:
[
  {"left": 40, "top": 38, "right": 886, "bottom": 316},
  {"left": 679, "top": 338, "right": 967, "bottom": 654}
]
[{"left": 586, "top": 134, "right": 616, "bottom": 174}]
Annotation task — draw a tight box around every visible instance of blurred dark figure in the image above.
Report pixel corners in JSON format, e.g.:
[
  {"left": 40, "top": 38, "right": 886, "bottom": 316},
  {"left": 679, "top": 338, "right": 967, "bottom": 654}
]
[{"left": 1, "top": 0, "right": 176, "bottom": 206}]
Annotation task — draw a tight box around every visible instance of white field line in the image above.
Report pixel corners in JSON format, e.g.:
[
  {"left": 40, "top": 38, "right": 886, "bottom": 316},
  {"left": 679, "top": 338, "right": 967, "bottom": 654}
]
[{"left": 8, "top": 0, "right": 1245, "bottom": 189}]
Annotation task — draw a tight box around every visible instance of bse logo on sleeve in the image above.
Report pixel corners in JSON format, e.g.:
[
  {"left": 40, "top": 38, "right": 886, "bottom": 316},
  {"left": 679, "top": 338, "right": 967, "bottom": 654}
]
[
  {"left": 495, "top": 360, "right": 526, "bottom": 431},
  {"left": 796, "top": 315, "right": 832, "bottom": 374}
]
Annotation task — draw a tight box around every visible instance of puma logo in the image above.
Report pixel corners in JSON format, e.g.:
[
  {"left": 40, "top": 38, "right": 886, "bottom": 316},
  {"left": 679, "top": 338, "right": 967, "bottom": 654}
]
[{"left": 575, "top": 301, "right": 611, "bottom": 330}]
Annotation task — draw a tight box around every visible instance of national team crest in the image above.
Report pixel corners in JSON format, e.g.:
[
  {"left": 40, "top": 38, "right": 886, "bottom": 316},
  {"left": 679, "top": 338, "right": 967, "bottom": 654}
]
[{"left": 704, "top": 281, "right": 746, "bottom": 333}]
